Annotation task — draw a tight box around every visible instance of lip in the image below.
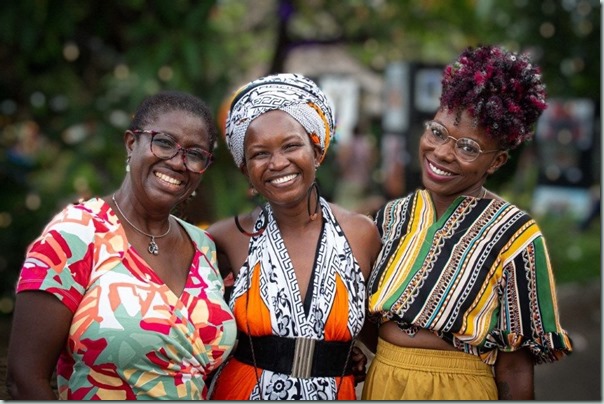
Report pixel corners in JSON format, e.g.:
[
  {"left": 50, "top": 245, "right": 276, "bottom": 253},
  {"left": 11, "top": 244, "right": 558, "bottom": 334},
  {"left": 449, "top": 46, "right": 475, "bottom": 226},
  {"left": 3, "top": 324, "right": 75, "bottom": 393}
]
[
  {"left": 155, "top": 170, "right": 184, "bottom": 187},
  {"left": 424, "top": 158, "right": 456, "bottom": 181},
  {"left": 267, "top": 173, "right": 299, "bottom": 187}
]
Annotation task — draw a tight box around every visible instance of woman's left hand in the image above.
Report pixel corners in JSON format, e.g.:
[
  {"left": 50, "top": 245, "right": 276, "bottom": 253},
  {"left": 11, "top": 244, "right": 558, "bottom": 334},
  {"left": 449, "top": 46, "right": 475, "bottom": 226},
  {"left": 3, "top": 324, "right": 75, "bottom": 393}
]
[{"left": 350, "top": 345, "right": 368, "bottom": 385}]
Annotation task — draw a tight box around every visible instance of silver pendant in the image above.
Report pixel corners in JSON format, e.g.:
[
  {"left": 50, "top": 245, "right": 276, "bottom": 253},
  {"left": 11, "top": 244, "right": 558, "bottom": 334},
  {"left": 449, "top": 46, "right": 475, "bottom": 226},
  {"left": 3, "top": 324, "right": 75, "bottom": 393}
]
[{"left": 148, "top": 238, "right": 159, "bottom": 255}]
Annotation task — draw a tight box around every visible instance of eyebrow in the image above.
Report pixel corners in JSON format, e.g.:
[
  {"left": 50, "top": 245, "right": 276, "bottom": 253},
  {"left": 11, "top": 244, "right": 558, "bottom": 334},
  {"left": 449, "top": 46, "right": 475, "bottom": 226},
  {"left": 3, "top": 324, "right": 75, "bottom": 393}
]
[{"left": 157, "top": 130, "right": 210, "bottom": 149}]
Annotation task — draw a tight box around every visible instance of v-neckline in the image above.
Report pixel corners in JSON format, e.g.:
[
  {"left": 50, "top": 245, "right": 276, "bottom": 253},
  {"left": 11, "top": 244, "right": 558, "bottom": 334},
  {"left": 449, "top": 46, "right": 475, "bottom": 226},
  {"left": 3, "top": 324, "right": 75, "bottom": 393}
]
[
  {"left": 265, "top": 203, "right": 326, "bottom": 319},
  {"left": 108, "top": 201, "right": 196, "bottom": 299}
]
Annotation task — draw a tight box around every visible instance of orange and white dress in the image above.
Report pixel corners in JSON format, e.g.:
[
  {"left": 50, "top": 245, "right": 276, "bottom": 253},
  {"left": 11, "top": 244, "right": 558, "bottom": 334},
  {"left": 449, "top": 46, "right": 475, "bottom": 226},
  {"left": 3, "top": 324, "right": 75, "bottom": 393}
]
[{"left": 210, "top": 198, "right": 365, "bottom": 400}]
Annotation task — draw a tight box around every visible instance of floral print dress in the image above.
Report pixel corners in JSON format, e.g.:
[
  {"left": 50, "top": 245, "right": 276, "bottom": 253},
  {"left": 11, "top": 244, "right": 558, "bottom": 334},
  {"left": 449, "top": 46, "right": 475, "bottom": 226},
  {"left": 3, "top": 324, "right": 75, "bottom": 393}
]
[{"left": 16, "top": 198, "right": 236, "bottom": 399}]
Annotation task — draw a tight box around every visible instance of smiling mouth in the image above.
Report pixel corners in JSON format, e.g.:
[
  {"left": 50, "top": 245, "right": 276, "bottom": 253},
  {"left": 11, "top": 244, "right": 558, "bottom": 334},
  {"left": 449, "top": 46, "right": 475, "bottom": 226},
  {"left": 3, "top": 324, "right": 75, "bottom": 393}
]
[
  {"left": 428, "top": 161, "right": 453, "bottom": 176},
  {"left": 270, "top": 173, "right": 298, "bottom": 185},
  {"left": 155, "top": 172, "right": 182, "bottom": 185}
]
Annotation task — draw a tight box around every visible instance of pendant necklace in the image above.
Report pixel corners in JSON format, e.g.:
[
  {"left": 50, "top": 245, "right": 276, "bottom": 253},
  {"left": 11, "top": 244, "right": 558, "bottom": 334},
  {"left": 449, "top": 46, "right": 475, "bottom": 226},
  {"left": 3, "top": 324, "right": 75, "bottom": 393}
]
[{"left": 112, "top": 194, "right": 172, "bottom": 255}]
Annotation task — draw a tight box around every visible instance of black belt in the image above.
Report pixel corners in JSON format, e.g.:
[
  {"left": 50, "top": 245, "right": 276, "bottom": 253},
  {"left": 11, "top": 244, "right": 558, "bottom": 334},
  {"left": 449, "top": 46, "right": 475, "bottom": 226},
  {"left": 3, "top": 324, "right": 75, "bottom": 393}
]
[{"left": 234, "top": 333, "right": 354, "bottom": 379}]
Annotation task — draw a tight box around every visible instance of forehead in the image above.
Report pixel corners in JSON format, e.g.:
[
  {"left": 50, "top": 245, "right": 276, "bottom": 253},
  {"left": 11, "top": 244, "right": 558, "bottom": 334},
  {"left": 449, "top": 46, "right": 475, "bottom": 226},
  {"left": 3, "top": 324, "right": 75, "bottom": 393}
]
[
  {"left": 149, "top": 110, "right": 210, "bottom": 142},
  {"left": 245, "top": 110, "right": 308, "bottom": 145}
]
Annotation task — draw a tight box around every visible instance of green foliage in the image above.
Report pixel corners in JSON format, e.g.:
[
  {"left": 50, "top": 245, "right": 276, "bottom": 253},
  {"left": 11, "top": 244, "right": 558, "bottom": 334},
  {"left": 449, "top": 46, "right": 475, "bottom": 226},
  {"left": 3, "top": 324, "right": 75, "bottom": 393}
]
[
  {"left": 537, "top": 214, "right": 601, "bottom": 285},
  {"left": 0, "top": 0, "right": 599, "bottom": 310}
]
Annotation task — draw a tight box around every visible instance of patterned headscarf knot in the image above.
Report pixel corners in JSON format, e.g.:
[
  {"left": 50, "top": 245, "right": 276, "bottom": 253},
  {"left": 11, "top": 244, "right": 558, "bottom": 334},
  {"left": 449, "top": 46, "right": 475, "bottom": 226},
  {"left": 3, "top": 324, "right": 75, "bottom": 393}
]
[{"left": 224, "top": 73, "right": 336, "bottom": 167}]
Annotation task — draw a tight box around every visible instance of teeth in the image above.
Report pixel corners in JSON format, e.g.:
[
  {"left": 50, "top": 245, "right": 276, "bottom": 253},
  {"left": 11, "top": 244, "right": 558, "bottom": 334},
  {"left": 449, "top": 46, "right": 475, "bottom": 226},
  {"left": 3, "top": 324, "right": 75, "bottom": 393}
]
[
  {"left": 429, "top": 161, "right": 452, "bottom": 176},
  {"left": 156, "top": 172, "right": 182, "bottom": 185},
  {"left": 271, "top": 174, "right": 297, "bottom": 184}
]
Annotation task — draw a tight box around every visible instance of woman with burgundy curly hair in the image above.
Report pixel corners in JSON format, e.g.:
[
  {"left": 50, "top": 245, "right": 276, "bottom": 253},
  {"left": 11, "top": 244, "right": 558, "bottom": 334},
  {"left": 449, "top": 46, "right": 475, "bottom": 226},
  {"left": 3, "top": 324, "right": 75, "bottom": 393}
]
[{"left": 360, "top": 45, "right": 572, "bottom": 400}]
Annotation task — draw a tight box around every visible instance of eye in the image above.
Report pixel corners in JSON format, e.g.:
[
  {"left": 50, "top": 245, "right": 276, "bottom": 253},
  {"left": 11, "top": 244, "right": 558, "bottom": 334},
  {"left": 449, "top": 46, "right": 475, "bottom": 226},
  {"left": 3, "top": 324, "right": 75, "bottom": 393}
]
[
  {"left": 249, "top": 150, "right": 269, "bottom": 160},
  {"left": 456, "top": 138, "right": 481, "bottom": 156},
  {"left": 426, "top": 122, "right": 448, "bottom": 142},
  {"left": 186, "top": 149, "right": 210, "bottom": 163},
  {"left": 430, "top": 125, "right": 448, "bottom": 141},
  {"left": 284, "top": 142, "right": 303, "bottom": 151},
  {"left": 153, "top": 134, "right": 176, "bottom": 149}
]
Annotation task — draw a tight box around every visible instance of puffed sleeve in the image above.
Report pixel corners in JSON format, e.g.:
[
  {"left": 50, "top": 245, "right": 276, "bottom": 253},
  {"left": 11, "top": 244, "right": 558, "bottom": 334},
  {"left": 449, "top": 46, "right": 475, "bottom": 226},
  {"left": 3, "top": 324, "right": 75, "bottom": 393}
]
[
  {"left": 489, "top": 218, "right": 573, "bottom": 364},
  {"left": 16, "top": 199, "right": 115, "bottom": 313}
]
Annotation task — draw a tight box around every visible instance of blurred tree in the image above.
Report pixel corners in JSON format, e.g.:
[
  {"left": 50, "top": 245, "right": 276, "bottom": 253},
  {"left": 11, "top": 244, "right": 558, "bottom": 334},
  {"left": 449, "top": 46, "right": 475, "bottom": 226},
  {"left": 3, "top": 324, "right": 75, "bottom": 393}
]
[
  {"left": 0, "top": 0, "right": 252, "bottom": 307},
  {"left": 0, "top": 0, "right": 599, "bottom": 309}
]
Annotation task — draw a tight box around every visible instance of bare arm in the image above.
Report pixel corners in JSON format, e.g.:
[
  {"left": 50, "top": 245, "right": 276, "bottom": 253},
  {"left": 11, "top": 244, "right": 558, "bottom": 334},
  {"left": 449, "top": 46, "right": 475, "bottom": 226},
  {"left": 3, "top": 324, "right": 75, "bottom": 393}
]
[
  {"left": 334, "top": 207, "right": 381, "bottom": 282},
  {"left": 7, "top": 291, "right": 73, "bottom": 399},
  {"left": 207, "top": 216, "right": 252, "bottom": 279},
  {"left": 357, "top": 317, "right": 379, "bottom": 354},
  {"left": 494, "top": 348, "right": 535, "bottom": 400}
]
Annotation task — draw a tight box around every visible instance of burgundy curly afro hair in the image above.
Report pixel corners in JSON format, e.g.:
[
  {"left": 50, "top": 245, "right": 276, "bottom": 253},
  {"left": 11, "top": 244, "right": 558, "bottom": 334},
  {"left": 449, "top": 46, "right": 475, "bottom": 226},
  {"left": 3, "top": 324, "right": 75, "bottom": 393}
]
[{"left": 440, "top": 45, "right": 547, "bottom": 150}]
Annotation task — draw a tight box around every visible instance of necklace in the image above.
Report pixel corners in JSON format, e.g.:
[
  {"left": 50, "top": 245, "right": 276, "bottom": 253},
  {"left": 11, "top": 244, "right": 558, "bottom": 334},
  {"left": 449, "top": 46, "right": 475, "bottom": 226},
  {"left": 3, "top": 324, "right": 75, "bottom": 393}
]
[{"left": 112, "top": 194, "right": 172, "bottom": 255}]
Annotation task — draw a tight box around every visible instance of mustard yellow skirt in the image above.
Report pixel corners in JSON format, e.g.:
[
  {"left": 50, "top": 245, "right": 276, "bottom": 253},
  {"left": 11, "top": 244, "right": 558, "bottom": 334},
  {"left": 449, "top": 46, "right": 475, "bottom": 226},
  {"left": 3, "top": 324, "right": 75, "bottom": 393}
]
[{"left": 362, "top": 338, "right": 498, "bottom": 400}]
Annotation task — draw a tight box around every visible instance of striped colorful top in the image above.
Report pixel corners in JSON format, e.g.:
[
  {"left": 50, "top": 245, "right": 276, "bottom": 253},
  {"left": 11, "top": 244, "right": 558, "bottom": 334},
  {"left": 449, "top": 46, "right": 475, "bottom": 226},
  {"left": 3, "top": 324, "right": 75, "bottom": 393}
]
[
  {"left": 16, "top": 198, "right": 236, "bottom": 399},
  {"left": 367, "top": 189, "right": 572, "bottom": 365}
]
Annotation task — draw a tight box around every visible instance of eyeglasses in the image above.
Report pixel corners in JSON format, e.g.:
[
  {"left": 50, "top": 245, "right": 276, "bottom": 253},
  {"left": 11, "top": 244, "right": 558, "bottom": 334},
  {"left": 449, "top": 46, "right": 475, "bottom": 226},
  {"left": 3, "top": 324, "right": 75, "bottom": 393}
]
[
  {"left": 423, "top": 121, "right": 501, "bottom": 162},
  {"left": 133, "top": 129, "right": 213, "bottom": 173}
]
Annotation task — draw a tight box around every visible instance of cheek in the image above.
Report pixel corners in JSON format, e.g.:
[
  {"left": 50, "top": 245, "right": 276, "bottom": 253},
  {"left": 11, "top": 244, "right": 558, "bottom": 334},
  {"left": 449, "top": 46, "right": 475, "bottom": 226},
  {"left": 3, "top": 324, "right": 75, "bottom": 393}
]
[
  {"left": 418, "top": 137, "right": 431, "bottom": 154},
  {"left": 244, "top": 162, "right": 264, "bottom": 183}
]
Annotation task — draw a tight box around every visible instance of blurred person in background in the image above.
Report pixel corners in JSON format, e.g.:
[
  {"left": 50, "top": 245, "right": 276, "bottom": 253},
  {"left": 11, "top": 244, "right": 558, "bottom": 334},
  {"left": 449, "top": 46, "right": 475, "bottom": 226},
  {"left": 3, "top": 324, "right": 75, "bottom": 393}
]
[
  {"left": 207, "top": 73, "right": 381, "bottom": 400},
  {"left": 334, "top": 121, "right": 378, "bottom": 212},
  {"left": 6, "top": 91, "right": 236, "bottom": 399},
  {"left": 361, "top": 45, "right": 573, "bottom": 400}
]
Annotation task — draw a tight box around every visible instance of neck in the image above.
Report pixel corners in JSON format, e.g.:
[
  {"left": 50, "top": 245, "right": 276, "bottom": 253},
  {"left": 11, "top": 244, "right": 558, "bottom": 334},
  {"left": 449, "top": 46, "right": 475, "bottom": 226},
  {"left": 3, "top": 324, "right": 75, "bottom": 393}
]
[
  {"left": 112, "top": 192, "right": 171, "bottom": 233},
  {"left": 270, "top": 201, "right": 322, "bottom": 232}
]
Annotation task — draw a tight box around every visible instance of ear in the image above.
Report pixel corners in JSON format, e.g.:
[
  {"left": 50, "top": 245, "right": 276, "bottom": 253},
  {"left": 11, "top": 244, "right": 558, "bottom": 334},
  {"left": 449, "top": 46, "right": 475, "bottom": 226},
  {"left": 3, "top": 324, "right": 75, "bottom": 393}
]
[
  {"left": 313, "top": 144, "right": 323, "bottom": 167},
  {"left": 240, "top": 163, "right": 249, "bottom": 179},
  {"left": 124, "top": 130, "right": 136, "bottom": 155},
  {"left": 486, "top": 151, "right": 509, "bottom": 175}
]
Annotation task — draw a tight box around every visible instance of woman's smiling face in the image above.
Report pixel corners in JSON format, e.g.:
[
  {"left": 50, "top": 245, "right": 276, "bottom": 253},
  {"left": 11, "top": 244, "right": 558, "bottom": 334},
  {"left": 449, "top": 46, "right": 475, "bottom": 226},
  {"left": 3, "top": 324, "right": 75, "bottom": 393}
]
[
  {"left": 242, "top": 109, "right": 320, "bottom": 207},
  {"left": 127, "top": 109, "right": 211, "bottom": 208},
  {"left": 419, "top": 109, "right": 508, "bottom": 199}
]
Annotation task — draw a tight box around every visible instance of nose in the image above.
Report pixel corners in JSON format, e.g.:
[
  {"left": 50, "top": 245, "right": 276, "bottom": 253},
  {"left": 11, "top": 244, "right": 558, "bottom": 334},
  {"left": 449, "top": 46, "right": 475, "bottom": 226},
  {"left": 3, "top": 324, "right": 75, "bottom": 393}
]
[
  {"left": 268, "top": 151, "right": 289, "bottom": 170},
  {"left": 166, "top": 148, "right": 188, "bottom": 170}
]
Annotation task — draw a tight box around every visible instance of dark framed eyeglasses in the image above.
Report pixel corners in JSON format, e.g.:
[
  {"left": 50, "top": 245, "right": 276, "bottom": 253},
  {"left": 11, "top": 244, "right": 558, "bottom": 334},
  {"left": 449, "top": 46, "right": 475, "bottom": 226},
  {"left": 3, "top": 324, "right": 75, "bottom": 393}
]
[
  {"left": 133, "top": 129, "right": 213, "bottom": 173},
  {"left": 422, "top": 121, "right": 501, "bottom": 162}
]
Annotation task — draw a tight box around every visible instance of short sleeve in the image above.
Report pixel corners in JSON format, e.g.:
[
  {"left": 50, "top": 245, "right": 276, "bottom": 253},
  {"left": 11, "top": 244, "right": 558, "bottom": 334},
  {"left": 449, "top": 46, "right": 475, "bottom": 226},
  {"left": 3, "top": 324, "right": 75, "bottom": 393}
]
[
  {"left": 16, "top": 202, "right": 100, "bottom": 313},
  {"left": 490, "top": 221, "right": 573, "bottom": 364}
]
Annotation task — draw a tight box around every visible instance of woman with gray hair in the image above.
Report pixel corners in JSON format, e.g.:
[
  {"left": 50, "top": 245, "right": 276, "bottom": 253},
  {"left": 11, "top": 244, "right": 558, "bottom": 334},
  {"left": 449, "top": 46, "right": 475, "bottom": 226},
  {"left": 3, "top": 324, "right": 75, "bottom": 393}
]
[{"left": 208, "top": 73, "right": 381, "bottom": 400}]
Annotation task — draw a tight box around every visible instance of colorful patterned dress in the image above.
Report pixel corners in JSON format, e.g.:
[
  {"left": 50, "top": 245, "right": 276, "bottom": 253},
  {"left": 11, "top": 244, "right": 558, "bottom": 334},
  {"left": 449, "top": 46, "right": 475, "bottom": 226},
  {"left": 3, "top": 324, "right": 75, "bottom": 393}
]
[
  {"left": 16, "top": 198, "right": 236, "bottom": 400},
  {"left": 210, "top": 198, "right": 365, "bottom": 400},
  {"left": 367, "top": 189, "right": 572, "bottom": 365}
]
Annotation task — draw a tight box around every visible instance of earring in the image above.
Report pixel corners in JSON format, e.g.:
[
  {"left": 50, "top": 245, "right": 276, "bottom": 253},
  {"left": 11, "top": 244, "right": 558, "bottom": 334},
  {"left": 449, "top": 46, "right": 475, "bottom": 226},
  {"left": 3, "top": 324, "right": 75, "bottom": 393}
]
[
  {"left": 126, "top": 155, "right": 131, "bottom": 173},
  {"left": 250, "top": 186, "right": 258, "bottom": 196}
]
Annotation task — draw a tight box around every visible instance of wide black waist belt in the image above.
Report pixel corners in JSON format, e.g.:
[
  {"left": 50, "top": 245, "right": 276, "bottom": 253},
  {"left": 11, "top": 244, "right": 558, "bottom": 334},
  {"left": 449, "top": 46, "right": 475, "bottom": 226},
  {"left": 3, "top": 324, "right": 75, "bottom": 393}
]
[{"left": 234, "top": 333, "right": 354, "bottom": 379}]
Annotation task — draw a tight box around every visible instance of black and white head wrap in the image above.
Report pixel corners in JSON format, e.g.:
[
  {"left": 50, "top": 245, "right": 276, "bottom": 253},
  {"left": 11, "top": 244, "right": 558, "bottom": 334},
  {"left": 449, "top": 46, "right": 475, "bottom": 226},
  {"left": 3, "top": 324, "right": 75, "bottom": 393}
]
[{"left": 224, "top": 73, "right": 336, "bottom": 168}]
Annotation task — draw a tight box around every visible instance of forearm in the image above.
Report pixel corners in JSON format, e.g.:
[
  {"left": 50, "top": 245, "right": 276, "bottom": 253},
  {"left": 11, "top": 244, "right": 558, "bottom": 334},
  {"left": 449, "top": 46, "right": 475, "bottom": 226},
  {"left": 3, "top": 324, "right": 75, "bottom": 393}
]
[
  {"left": 495, "top": 349, "right": 535, "bottom": 400},
  {"left": 358, "top": 317, "right": 379, "bottom": 354},
  {"left": 7, "top": 376, "right": 58, "bottom": 400}
]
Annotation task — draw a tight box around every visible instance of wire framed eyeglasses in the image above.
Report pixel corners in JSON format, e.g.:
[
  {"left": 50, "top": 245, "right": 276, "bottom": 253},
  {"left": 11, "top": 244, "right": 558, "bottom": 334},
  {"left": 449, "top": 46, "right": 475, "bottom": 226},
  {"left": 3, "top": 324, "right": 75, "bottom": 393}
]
[
  {"left": 133, "top": 129, "right": 213, "bottom": 173},
  {"left": 422, "top": 121, "right": 501, "bottom": 162}
]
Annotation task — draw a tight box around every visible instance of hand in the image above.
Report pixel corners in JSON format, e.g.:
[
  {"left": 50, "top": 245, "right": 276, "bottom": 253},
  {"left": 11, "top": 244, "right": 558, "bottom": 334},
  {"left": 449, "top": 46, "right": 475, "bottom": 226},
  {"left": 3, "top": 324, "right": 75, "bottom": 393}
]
[{"left": 350, "top": 346, "right": 368, "bottom": 385}]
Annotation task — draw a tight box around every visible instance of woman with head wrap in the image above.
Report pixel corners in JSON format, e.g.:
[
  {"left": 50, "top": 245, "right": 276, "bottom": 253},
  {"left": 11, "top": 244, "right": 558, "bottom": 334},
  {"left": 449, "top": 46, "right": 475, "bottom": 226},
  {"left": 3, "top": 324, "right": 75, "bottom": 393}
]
[
  {"left": 361, "top": 45, "right": 573, "bottom": 400},
  {"left": 207, "top": 73, "right": 381, "bottom": 400}
]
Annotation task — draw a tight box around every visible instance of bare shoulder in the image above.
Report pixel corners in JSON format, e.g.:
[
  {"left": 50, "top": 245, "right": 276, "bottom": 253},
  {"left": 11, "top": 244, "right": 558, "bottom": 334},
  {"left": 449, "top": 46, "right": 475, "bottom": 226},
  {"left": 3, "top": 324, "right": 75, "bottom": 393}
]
[
  {"left": 329, "top": 203, "right": 377, "bottom": 235},
  {"left": 207, "top": 213, "right": 254, "bottom": 277},
  {"left": 329, "top": 203, "right": 382, "bottom": 281},
  {"left": 207, "top": 216, "right": 236, "bottom": 245}
]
